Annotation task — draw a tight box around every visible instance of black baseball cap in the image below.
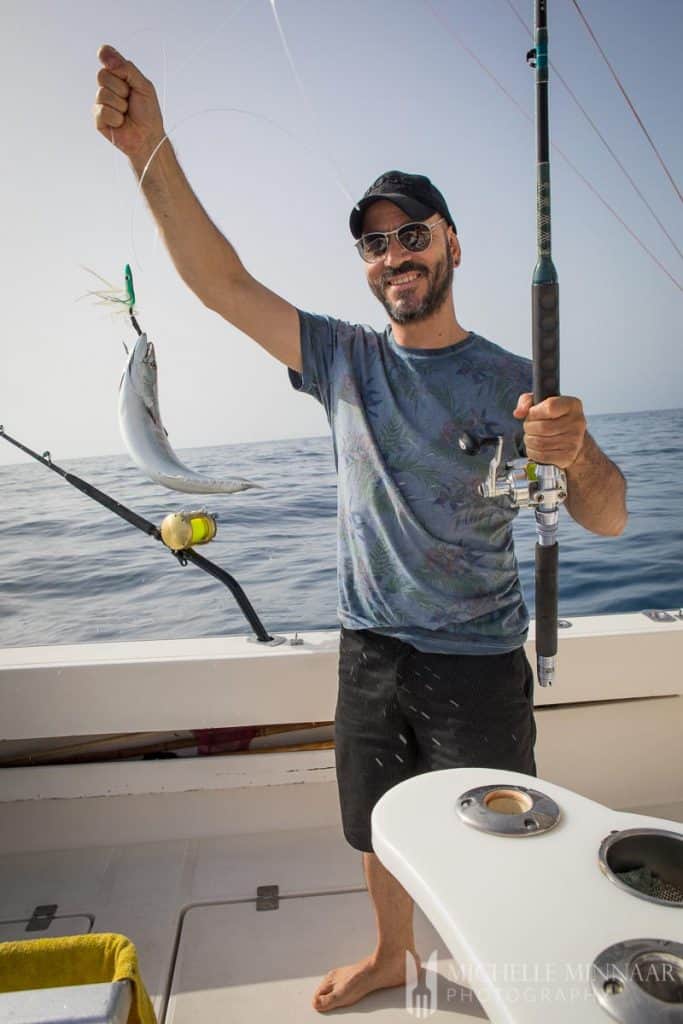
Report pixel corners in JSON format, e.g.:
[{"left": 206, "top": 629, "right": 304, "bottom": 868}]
[{"left": 349, "top": 170, "right": 457, "bottom": 239}]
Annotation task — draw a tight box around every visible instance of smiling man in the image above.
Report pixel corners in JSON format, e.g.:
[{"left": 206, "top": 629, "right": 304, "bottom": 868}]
[{"left": 95, "top": 48, "right": 628, "bottom": 1014}]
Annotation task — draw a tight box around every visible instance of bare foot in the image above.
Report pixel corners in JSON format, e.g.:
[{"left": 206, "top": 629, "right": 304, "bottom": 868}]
[{"left": 312, "top": 949, "right": 419, "bottom": 1012}]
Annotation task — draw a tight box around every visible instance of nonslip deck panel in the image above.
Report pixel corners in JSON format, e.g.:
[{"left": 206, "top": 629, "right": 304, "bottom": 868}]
[
  {"left": 167, "top": 893, "right": 484, "bottom": 1023},
  {"left": 0, "top": 828, "right": 358, "bottom": 1020},
  {"left": 0, "top": 826, "right": 486, "bottom": 1022}
]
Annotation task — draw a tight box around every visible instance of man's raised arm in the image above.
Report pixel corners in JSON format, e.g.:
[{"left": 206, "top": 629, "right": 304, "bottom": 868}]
[{"left": 94, "top": 45, "right": 302, "bottom": 373}]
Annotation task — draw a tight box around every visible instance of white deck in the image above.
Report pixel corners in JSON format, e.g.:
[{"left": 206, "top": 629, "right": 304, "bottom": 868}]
[
  {"left": 0, "top": 825, "right": 485, "bottom": 1022},
  {"left": 2, "top": 801, "right": 681, "bottom": 1022},
  {"left": 1, "top": 614, "right": 682, "bottom": 1021}
]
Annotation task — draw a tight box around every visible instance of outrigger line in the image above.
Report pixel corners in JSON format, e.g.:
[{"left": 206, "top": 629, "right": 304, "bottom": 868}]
[
  {"left": 528, "top": 0, "right": 565, "bottom": 686},
  {"left": 0, "top": 426, "right": 277, "bottom": 645}
]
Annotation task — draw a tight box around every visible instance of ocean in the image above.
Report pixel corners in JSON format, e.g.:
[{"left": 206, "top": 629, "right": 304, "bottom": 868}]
[{"left": 1, "top": 409, "right": 681, "bottom": 649}]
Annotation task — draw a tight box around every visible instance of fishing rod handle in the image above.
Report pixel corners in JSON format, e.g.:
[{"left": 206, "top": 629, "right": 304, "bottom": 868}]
[
  {"left": 532, "top": 279, "right": 560, "bottom": 403},
  {"left": 535, "top": 539, "right": 558, "bottom": 658}
]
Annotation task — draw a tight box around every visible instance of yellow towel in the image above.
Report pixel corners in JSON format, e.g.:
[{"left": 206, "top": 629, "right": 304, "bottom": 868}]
[{"left": 0, "top": 932, "right": 156, "bottom": 1024}]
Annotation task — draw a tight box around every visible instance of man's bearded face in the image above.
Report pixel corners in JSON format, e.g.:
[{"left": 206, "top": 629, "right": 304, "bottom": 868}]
[{"left": 368, "top": 246, "right": 454, "bottom": 325}]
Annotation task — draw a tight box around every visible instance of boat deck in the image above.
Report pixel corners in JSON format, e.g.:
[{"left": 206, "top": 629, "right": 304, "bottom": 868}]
[
  {"left": 0, "top": 825, "right": 485, "bottom": 1021},
  {"left": 2, "top": 618, "right": 682, "bottom": 1020}
]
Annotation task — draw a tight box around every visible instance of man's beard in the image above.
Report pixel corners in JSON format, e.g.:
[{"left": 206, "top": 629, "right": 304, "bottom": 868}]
[{"left": 370, "top": 248, "right": 454, "bottom": 325}]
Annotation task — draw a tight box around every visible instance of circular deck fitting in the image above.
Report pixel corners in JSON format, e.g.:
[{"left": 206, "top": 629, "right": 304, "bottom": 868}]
[
  {"left": 591, "top": 938, "right": 683, "bottom": 1022},
  {"left": 455, "top": 784, "right": 560, "bottom": 837},
  {"left": 599, "top": 829, "right": 683, "bottom": 908}
]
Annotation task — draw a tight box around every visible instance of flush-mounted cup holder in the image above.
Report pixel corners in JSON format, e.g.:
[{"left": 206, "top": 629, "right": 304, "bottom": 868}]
[
  {"left": 456, "top": 784, "right": 560, "bottom": 837},
  {"left": 598, "top": 829, "right": 683, "bottom": 908},
  {"left": 591, "top": 938, "right": 683, "bottom": 1022}
]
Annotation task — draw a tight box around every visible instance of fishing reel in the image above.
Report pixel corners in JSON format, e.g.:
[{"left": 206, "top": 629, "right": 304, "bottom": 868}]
[
  {"left": 160, "top": 509, "right": 218, "bottom": 551},
  {"left": 458, "top": 432, "right": 567, "bottom": 513}
]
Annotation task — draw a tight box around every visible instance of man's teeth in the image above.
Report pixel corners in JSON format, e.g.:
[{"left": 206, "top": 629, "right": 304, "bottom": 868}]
[{"left": 388, "top": 272, "right": 421, "bottom": 286}]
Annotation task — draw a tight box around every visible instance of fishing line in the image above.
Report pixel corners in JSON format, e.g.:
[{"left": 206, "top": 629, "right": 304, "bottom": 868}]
[
  {"left": 164, "top": 0, "right": 253, "bottom": 91},
  {"left": 569, "top": 0, "right": 683, "bottom": 205},
  {"left": 504, "top": 0, "right": 682, "bottom": 264},
  {"left": 130, "top": 105, "right": 354, "bottom": 271},
  {"left": 125, "top": 2, "right": 355, "bottom": 270},
  {"left": 267, "top": 0, "right": 354, "bottom": 204},
  {"left": 425, "top": 0, "right": 683, "bottom": 293},
  {"left": 108, "top": 28, "right": 168, "bottom": 234}
]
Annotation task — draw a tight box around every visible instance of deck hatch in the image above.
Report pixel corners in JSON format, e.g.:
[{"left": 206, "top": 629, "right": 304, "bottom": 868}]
[{"left": 165, "top": 892, "right": 475, "bottom": 1022}]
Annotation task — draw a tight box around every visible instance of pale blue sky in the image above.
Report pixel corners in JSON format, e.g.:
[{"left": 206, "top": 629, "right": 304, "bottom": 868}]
[{"left": 1, "top": 0, "right": 681, "bottom": 465}]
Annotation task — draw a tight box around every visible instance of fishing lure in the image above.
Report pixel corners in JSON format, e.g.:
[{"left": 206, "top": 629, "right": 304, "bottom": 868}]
[{"left": 81, "top": 264, "right": 137, "bottom": 318}]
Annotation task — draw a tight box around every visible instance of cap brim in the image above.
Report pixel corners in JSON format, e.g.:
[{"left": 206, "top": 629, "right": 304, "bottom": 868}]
[{"left": 349, "top": 194, "right": 435, "bottom": 238}]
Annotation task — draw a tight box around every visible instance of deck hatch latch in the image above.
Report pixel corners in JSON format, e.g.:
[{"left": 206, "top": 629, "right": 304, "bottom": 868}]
[
  {"left": 256, "top": 885, "right": 279, "bottom": 911},
  {"left": 26, "top": 904, "right": 58, "bottom": 932}
]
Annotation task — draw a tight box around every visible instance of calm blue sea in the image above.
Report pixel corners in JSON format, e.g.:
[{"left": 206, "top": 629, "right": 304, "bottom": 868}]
[{"left": 1, "top": 409, "right": 681, "bottom": 649}]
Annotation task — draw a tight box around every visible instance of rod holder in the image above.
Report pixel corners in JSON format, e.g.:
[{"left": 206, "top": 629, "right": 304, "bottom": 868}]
[
  {"left": 456, "top": 784, "right": 560, "bottom": 837},
  {"left": 591, "top": 938, "right": 683, "bottom": 1021}
]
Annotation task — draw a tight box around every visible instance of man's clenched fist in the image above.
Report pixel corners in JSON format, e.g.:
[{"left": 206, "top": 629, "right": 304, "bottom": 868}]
[{"left": 94, "top": 45, "right": 164, "bottom": 164}]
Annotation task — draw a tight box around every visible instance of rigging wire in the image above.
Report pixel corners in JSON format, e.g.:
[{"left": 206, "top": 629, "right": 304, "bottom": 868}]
[
  {"left": 505, "top": 0, "right": 682, "bottom": 265},
  {"left": 424, "top": 0, "right": 682, "bottom": 293},
  {"left": 569, "top": 0, "right": 682, "bottom": 206}
]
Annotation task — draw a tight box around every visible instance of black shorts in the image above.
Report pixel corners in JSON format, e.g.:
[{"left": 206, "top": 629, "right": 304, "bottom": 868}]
[{"left": 335, "top": 627, "right": 537, "bottom": 852}]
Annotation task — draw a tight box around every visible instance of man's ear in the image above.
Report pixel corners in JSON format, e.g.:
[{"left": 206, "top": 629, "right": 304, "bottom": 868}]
[{"left": 449, "top": 230, "right": 461, "bottom": 267}]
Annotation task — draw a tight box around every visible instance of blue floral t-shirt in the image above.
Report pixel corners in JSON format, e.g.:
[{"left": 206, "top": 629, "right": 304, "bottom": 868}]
[{"left": 289, "top": 310, "right": 533, "bottom": 654}]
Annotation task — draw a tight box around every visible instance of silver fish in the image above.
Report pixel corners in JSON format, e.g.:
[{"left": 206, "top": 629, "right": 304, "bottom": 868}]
[{"left": 118, "top": 334, "right": 258, "bottom": 494}]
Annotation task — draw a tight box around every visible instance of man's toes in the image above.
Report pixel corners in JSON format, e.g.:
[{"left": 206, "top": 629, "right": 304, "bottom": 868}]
[
  {"left": 316, "top": 974, "right": 335, "bottom": 996},
  {"left": 312, "top": 976, "right": 335, "bottom": 1009},
  {"left": 314, "top": 986, "right": 341, "bottom": 1012}
]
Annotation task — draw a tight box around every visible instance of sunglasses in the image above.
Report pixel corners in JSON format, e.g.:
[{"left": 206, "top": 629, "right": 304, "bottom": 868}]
[{"left": 355, "top": 217, "right": 445, "bottom": 263}]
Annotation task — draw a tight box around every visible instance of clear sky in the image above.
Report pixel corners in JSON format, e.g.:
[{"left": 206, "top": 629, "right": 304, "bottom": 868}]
[{"left": 1, "top": 0, "right": 681, "bottom": 465}]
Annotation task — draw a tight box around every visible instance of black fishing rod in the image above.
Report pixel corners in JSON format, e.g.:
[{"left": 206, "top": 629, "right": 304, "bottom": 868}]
[
  {"left": 0, "top": 425, "right": 277, "bottom": 645},
  {"left": 527, "top": 0, "right": 565, "bottom": 686},
  {"left": 459, "top": 0, "right": 566, "bottom": 685}
]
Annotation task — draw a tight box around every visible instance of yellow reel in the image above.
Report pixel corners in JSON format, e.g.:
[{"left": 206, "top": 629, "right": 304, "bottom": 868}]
[{"left": 160, "top": 511, "right": 217, "bottom": 551}]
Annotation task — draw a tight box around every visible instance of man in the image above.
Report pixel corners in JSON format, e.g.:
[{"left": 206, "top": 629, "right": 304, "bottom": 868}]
[{"left": 94, "top": 45, "right": 627, "bottom": 1014}]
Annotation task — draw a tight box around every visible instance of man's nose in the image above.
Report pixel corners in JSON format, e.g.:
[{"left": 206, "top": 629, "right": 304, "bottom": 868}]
[{"left": 383, "top": 233, "right": 406, "bottom": 266}]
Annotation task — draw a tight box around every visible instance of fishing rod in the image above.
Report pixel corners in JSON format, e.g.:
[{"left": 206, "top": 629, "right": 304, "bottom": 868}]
[
  {"left": 0, "top": 425, "right": 279, "bottom": 645},
  {"left": 459, "top": 0, "right": 565, "bottom": 686},
  {"left": 527, "top": 0, "right": 565, "bottom": 686}
]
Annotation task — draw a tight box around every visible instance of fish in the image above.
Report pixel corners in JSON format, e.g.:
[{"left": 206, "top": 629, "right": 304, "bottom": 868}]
[{"left": 118, "top": 333, "right": 259, "bottom": 494}]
